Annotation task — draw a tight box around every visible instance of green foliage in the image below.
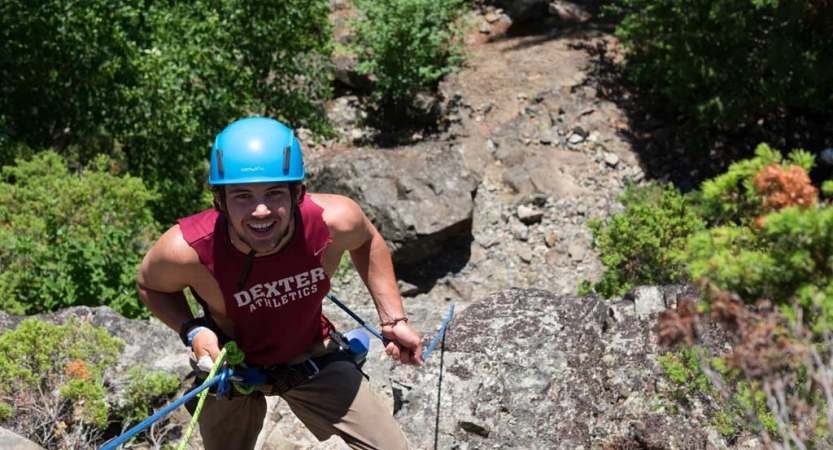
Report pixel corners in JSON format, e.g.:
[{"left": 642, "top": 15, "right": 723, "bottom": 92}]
[
  {"left": 119, "top": 367, "right": 180, "bottom": 423},
  {"left": 59, "top": 378, "right": 109, "bottom": 429},
  {"left": 631, "top": 143, "right": 833, "bottom": 444},
  {"left": 0, "top": 403, "right": 11, "bottom": 420},
  {"left": 0, "top": 0, "right": 143, "bottom": 168},
  {"left": 333, "top": 251, "right": 354, "bottom": 280},
  {"left": 349, "top": 0, "right": 468, "bottom": 109},
  {"left": 658, "top": 348, "right": 711, "bottom": 397},
  {"left": 583, "top": 182, "right": 705, "bottom": 298},
  {"left": 0, "top": 318, "right": 182, "bottom": 448},
  {"left": 732, "top": 381, "right": 779, "bottom": 436},
  {"left": 684, "top": 145, "right": 830, "bottom": 311},
  {"left": 0, "top": 318, "right": 123, "bottom": 436},
  {"left": 698, "top": 143, "right": 815, "bottom": 225},
  {"left": 608, "top": 0, "right": 833, "bottom": 130},
  {"left": 1, "top": 0, "right": 334, "bottom": 225},
  {"left": 0, "top": 151, "right": 159, "bottom": 317},
  {"left": 657, "top": 349, "right": 781, "bottom": 438},
  {"left": 121, "top": 0, "right": 334, "bottom": 224}
]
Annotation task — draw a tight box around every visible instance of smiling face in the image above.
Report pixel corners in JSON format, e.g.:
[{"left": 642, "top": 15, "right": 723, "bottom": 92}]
[{"left": 218, "top": 182, "right": 297, "bottom": 255}]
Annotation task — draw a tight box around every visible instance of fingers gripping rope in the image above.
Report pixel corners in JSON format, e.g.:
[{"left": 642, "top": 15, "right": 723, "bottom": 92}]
[{"left": 177, "top": 342, "right": 246, "bottom": 450}]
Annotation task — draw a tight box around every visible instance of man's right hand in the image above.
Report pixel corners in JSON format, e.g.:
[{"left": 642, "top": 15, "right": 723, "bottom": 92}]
[{"left": 191, "top": 328, "right": 221, "bottom": 373}]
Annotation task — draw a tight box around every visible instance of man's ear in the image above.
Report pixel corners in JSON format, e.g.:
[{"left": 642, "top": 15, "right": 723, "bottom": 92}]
[
  {"left": 213, "top": 190, "right": 225, "bottom": 212},
  {"left": 296, "top": 183, "right": 307, "bottom": 204}
]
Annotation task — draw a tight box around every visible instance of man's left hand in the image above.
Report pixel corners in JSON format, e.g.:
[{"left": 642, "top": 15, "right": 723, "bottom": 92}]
[{"left": 381, "top": 322, "right": 424, "bottom": 366}]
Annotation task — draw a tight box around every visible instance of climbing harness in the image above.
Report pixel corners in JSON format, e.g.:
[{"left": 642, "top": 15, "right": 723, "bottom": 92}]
[{"left": 98, "top": 293, "right": 455, "bottom": 449}]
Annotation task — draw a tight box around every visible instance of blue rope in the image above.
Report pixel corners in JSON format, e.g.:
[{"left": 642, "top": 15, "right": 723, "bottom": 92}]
[
  {"left": 98, "top": 367, "right": 231, "bottom": 450},
  {"left": 326, "top": 292, "right": 454, "bottom": 363},
  {"left": 326, "top": 293, "right": 384, "bottom": 341},
  {"left": 423, "top": 304, "right": 455, "bottom": 362}
]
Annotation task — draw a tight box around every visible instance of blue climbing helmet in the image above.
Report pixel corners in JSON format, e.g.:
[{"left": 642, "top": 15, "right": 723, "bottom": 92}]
[{"left": 209, "top": 117, "right": 305, "bottom": 185}]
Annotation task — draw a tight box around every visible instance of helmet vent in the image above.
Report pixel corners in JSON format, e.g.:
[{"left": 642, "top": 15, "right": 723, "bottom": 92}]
[
  {"left": 216, "top": 149, "right": 225, "bottom": 175},
  {"left": 283, "top": 146, "right": 291, "bottom": 173}
]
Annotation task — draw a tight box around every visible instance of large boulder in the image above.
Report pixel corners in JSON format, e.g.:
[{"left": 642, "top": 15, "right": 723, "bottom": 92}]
[
  {"left": 391, "top": 287, "right": 724, "bottom": 449},
  {"left": 306, "top": 141, "right": 482, "bottom": 267}
]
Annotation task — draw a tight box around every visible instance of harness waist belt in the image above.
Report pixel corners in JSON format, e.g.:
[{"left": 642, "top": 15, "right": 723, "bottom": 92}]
[{"left": 261, "top": 350, "right": 352, "bottom": 395}]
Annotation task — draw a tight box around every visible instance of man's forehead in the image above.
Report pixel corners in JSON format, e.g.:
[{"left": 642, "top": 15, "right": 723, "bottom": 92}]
[{"left": 226, "top": 182, "right": 290, "bottom": 193}]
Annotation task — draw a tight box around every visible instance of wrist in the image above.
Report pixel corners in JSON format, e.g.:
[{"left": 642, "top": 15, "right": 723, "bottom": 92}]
[
  {"left": 379, "top": 316, "right": 408, "bottom": 328},
  {"left": 187, "top": 326, "right": 207, "bottom": 347},
  {"left": 179, "top": 317, "right": 208, "bottom": 347}
]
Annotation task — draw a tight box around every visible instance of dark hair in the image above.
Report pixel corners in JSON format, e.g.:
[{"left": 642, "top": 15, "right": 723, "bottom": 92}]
[{"left": 211, "top": 182, "right": 305, "bottom": 213}]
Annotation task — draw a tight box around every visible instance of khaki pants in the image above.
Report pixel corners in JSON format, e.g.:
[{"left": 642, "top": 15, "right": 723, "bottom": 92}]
[{"left": 185, "top": 341, "right": 408, "bottom": 450}]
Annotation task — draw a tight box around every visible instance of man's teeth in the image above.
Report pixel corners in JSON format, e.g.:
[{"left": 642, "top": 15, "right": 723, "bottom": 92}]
[{"left": 250, "top": 222, "right": 273, "bottom": 230}]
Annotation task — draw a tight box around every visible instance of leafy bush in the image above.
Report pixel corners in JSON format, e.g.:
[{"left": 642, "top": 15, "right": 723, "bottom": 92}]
[
  {"left": 0, "top": 0, "right": 143, "bottom": 168},
  {"left": 580, "top": 182, "right": 705, "bottom": 298},
  {"left": 0, "top": 151, "right": 158, "bottom": 317},
  {"left": 609, "top": 0, "right": 833, "bottom": 130},
  {"left": 0, "top": 318, "right": 123, "bottom": 447},
  {"left": 1, "top": 0, "right": 334, "bottom": 225},
  {"left": 685, "top": 145, "right": 825, "bottom": 306},
  {"left": 649, "top": 145, "right": 833, "bottom": 445},
  {"left": 0, "top": 318, "right": 181, "bottom": 449},
  {"left": 697, "top": 143, "right": 817, "bottom": 226},
  {"left": 349, "top": 0, "right": 468, "bottom": 111},
  {"left": 119, "top": 366, "right": 180, "bottom": 424},
  {"left": 120, "top": 0, "right": 334, "bottom": 224}
]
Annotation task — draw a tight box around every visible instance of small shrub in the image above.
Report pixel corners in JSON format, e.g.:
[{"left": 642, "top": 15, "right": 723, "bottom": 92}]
[
  {"left": 582, "top": 182, "right": 705, "bottom": 298},
  {"left": 0, "top": 318, "right": 123, "bottom": 447},
  {"left": 698, "top": 143, "right": 816, "bottom": 226},
  {"left": 655, "top": 150, "right": 833, "bottom": 446},
  {"left": 348, "top": 0, "right": 468, "bottom": 114},
  {"left": 0, "top": 318, "right": 182, "bottom": 449},
  {"left": 119, "top": 367, "right": 180, "bottom": 424}
]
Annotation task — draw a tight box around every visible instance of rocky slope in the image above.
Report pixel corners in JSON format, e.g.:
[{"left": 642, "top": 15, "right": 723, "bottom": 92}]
[{"left": 0, "top": 3, "right": 757, "bottom": 450}]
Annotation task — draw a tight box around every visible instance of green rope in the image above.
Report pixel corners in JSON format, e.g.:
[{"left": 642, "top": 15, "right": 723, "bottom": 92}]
[
  {"left": 177, "top": 341, "right": 248, "bottom": 450},
  {"left": 224, "top": 341, "right": 255, "bottom": 395}
]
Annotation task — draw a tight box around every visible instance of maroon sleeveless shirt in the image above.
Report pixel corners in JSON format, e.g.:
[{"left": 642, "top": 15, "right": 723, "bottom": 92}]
[{"left": 177, "top": 194, "right": 333, "bottom": 366}]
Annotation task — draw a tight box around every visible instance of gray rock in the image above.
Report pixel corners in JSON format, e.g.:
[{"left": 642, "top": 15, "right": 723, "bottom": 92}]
[
  {"left": 510, "top": 219, "right": 530, "bottom": 241},
  {"left": 603, "top": 151, "right": 620, "bottom": 167},
  {"left": 517, "top": 204, "right": 544, "bottom": 224},
  {"left": 307, "top": 142, "right": 481, "bottom": 267},
  {"left": 392, "top": 288, "right": 719, "bottom": 449},
  {"left": 0, "top": 428, "right": 44, "bottom": 450},
  {"left": 627, "top": 285, "right": 667, "bottom": 318},
  {"left": 568, "top": 242, "right": 586, "bottom": 262}
]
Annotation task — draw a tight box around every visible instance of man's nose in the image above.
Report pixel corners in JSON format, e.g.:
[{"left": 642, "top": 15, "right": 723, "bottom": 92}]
[{"left": 252, "top": 203, "right": 271, "bottom": 218}]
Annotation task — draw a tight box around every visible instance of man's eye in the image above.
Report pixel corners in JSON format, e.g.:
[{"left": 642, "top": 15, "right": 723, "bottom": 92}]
[{"left": 267, "top": 190, "right": 285, "bottom": 197}]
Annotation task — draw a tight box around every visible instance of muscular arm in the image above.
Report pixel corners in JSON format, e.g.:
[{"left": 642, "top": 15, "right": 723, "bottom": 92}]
[
  {"left": 137, "top": 225, "right": 199, "bottom": 333},
  {"left": 313, "top": 193, "right": 423, "bottom": 365}
]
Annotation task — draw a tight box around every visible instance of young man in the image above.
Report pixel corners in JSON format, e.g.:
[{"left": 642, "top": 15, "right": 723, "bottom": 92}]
[{"left": 137, "top": 117, "right": 421, "bottom": 449}]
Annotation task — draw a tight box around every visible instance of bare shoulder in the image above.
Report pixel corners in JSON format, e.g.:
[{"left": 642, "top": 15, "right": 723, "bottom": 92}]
[
  {"left": 309, "top": 193, "right": 366, "bottom": 233},
  {"left": 138, "top": 224, "right": 202, "bottom": 291}
]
